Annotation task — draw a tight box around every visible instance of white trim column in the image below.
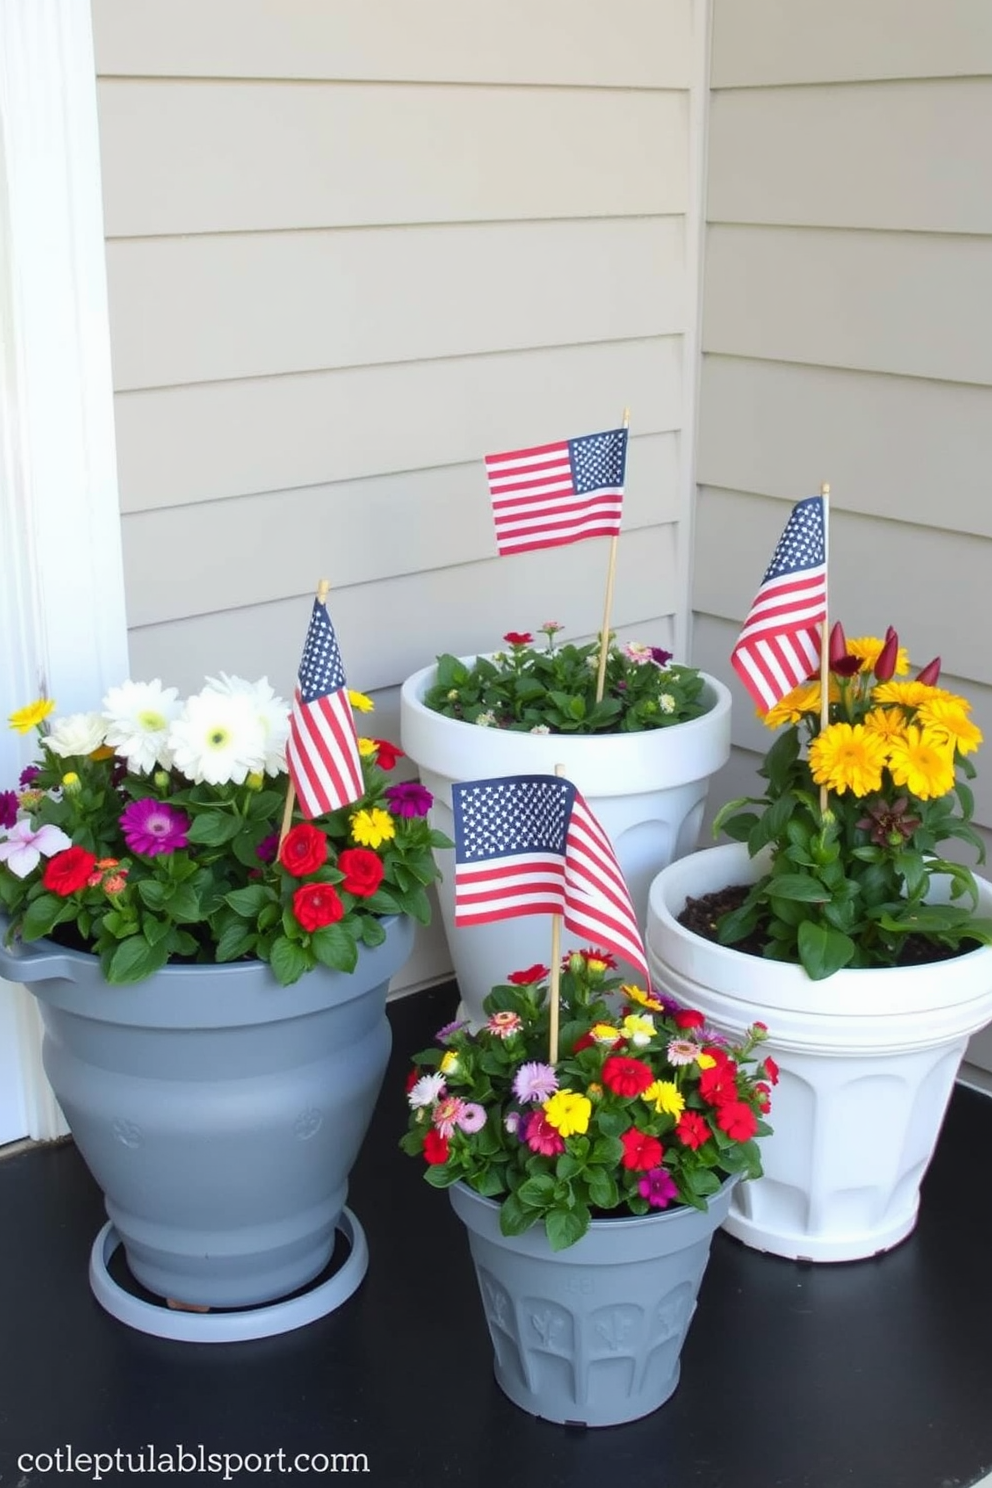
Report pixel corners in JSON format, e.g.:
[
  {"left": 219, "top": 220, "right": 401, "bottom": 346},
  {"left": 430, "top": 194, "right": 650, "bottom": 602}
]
[{"left": 0, "top": 0, "right": 129, "bottom": 1141}]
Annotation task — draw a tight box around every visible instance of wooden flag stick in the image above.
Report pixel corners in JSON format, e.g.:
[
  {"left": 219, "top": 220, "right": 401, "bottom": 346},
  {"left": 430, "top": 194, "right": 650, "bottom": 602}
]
[
  {"left": 594, "top": 407, "right": 630, "bottom": 704},
  {"left": 278, "top": 578, "right": 331, "bottom": 852},
  {"left": 548, "top": 763, "right": 567, "bottom": 1066},
  {"left": 817, "top": 484, "right": 831, "bottom": 817}
]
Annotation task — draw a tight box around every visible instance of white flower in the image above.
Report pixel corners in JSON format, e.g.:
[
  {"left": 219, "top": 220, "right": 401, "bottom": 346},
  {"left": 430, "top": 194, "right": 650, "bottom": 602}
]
[
  {"left": 474, "top": 711, "right": 497, "bottom": 728},
  {"left": 659, "top": 693, "right": 676, "bottom": 714},
  {"left": 205, "top": 673, "right": 290, "bottom": 776},
  {"left": 167, "top": 688, "right": 267, "bottom": 786},
  {"left": 408, "top": 1072, "right": 446, "bottom": 1110},
  {"left": 103, "top": 680, "right": 182, "bottom": 774},
  {"left": 529, "top": 724, "right": 550, "bottom": 735},
  {"left": 622, "top": 641, "right": 654, "bottom": 665},
  {"left": 46, "top": 711, "right": 108, "bottom": 758},
  {"left": 0, "top": 820, "right": 71, "bottom": 878}
]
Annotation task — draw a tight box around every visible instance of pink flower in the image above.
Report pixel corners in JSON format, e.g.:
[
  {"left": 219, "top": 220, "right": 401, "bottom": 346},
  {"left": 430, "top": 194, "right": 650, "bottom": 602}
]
[
  {"left": 455, "top": 1102, "right": 487, "bottom": 1134},
  {"left": 119, "top": 799, "right": 190, "bottom": 856},
  {"left": 486, "top": 1010, "right": 523, "bottom": 1039},
  {"left": 639, "top": 1167, "right": 678, "bottom": 1209},
  {"left": 523, "top": 1110, "right": 565, "bottom": 1157},
  {"left": 432, "top": 1096, "right": 467, "bottom": 1139},
  {"left": 0, "top": 820, "right": 71, "bottom": 878}
]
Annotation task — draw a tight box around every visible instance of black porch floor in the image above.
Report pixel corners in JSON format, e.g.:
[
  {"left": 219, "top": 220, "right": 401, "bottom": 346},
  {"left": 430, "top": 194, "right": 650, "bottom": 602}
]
[{"left": 2, "top": 981, "right": 991, "bottom": 1488}]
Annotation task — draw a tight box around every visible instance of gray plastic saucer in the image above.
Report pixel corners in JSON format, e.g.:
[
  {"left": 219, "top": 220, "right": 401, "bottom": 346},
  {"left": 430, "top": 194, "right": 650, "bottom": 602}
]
[{"left": 88, "top": 1210, "right": 368, "bottom": 1342}]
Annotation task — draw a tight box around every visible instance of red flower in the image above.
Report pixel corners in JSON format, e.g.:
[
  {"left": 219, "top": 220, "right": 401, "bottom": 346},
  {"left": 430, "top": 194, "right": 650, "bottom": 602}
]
[
  {"left": 715, "top": 1100, "right": 759, "bottom": 1142},
  {"left": 43, "top": 846, "right": 97, "bottom": 896},
  {"left": 674, "top": 1111, "right": 711, "bottom": 1150},
  {"left": 503, "top": 631, "right": 533, "bottom": 646},
  {"left": 602, "top": 1055, "right": 655, "bottom": 1098},
  {"left": 755, "top": 1081, "right": 772, "bottom": 1114},
  {"left": 762, "top": 1055, "right": 780, "bottom": 1086},
  {"left": 620, "top": 1128, "right": 664, "bottom": 1171},
  {"left": 279, "top": 823, "right": 328, "bottom": 876},
  {"left": 422, "top": 1129, "right": 450, "bottom": 1165},
  {"left": 371, "top": 738, "right": 404, "bottom": 770},
  {"left": 337, "top": 848, "right": 385, "bottom": 898},
  {"left": 507, "top": 964, "right": 549, "bottom": 985},
  {"left": 674, "top": 1008, "right": 706, "bottom": 1030},
  {"left": 292, "top": 882, "right": 345, "bottom": 933},
  {"left": 565, "top": 948, "right": 618, "bottom": 970},
  {"left": 405, "top": 1069, "right": 420, "bottom": 1093},
  {"left": 699, "top": 1059, "right": 739, "bottom": 1105}
]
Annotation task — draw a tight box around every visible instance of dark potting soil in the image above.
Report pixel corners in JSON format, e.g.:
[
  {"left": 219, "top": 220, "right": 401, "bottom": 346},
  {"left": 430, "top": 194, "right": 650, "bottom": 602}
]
[{"left": 678, "top": 884, "right": 977, "bottom": 968}]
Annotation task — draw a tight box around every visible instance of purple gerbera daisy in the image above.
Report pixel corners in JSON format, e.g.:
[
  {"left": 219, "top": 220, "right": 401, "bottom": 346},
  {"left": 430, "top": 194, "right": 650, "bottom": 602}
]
[
  {"left": 384, "top": 782, "right": 433, "bottom": 819},
  {"left": 119, "top": 799, "right": 191, "bottom": 857},
  {"left": 511, "top": 1061, "right": 559, "bottom": 1104},
  {"left": 0, "top": 790, "right": 18, "bottom": 831}
]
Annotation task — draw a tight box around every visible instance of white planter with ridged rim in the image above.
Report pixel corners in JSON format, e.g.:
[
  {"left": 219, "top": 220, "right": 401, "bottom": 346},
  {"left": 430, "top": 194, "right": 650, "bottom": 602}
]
[
  {"left": 646, "top": 842, "right": 992, "bottom": 1262},
  {"left": 400, "top": 660, "right": 731, "bottom": 1024}
]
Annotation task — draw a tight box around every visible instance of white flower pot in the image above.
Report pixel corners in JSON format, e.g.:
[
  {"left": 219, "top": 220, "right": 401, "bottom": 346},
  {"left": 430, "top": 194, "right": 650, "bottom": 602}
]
[
  {"left": 400, "top": 661, "right": 731, "bottom": 1024},
  {"left": 646, "top": 842, "right": 992, "bottom": 1263}
]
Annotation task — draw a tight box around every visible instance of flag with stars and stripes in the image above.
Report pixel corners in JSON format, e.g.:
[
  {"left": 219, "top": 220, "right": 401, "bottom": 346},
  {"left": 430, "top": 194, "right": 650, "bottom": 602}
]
[
  {"left": 484, "top": 427, "right": 628, "bottom": 556},
  {"left": 731, "top": 495, "right": 828, "bottom": 713},
  {"left": 451, "top": 773, "right": 650, "bottom": 985},
  {"left": 286, "top": 599, "right": 364, "bottom": 819}
]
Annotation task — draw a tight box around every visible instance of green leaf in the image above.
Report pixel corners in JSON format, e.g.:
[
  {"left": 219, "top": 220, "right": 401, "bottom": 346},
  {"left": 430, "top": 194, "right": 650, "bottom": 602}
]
[
  {"left": 310, "top": 922, "right": 359, "bottom": 973},
  {"left": 546, "top": 1206, "right": 590, "bottom": 1251},
  {"left": 359, "top": 916, "right": 387, "bottom": 948},
  {"left": 107, "top": 934, "right": 169, "bottom": 985},
  {"left": 586, "top": 1168, "right": 619, "bottom": 1209},
  {"left": 269, "top": 936, "right": 310, "bottom": 985},
  {"left": 215, "top": 921, "right": 257, "bottom": 963},
  {"left": 766, "top": 874, "right": 832, "bottom": 903},
  {"left": 225, "top": 884, "right": 274, "bottom": 917},
  {"left": 517, "top": 1174, "right": 557, "bottom": 1207},
  {"left": 499, "top": 1191, "right": 539, "bottom": 1237},
  {"left": 20, "top": 894, "right": 68, "bottom": 942},
  {"left": 796, "top": 919, "right": 856, "bottom": 980},
  {"left": 186, "top": 812, "right": 243, "bottom": 846}
]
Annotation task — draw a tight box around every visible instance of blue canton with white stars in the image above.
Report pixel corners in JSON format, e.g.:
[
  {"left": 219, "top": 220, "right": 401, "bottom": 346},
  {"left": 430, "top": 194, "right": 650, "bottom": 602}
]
[
  {"left": 453, "top": 776, "right": 576, "bottom": 863},
  {"left": 568, "top": 428, "right": 628, "bottom": 495},
  {"left": 298, "top": 602, "right": 348, "bottom": 703},
  {"left": 762, "top": 495, "right": 825, "bottom": 582}
]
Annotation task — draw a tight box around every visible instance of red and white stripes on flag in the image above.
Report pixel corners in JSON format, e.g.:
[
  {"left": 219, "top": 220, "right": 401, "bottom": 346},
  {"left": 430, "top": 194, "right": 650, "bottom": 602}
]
[
  {"left": 451, "top": 774, "right": 650, "bottom": 986},
  {"left": 730, "top": 495, "right": 828, "bottom": 713},
  {"left": 286, "top": 599, "right": 365, "bottom": 819},
  {"left": 484, "top": 428, "right": 628, "bottom": 556}
]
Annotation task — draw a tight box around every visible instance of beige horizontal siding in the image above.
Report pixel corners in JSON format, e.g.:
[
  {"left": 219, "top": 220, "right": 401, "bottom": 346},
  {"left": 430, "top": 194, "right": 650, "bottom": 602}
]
[
  {"left": 127, "top": 528, "right": 679, "bottom": 698},
  {"left": 711, "top": 0, "right": 992, "bottom": 88},
  {"left": 708, "top": 79, "right": 992, "bottom": 233},
  {"left": 122, "top": 432, "right": 679, "bottom": 626},
  {"left": 93, "top": 0, "right": 693, "bottom": 89},
  {"left": 697, "top": 358, "right": 992, "bottom": 539},
  {"left": 107, "top": 217, "right": 686, "bottom": 390},
  {"left": 98, "top": 79, "right": 687, "bottom": 238},
  {"left": 115, "top": 336, "right": 681, "bottom": 512},
  {"left": 703, "top": 225, "right": 992, "bottom": 387}
]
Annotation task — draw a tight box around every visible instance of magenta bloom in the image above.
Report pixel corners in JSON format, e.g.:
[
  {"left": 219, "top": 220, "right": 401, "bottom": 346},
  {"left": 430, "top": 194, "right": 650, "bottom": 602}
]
[
  {"left": 0, "top": 791, "right": 18, "bottom": 831},
  {"left": 523, "top": 1110, "right": 565, "bottom": 1157},
  {"left": 119, "top": 799, "right": 191, "bottom": 856},
  {"left": 19, "top": 765, "right": 40, "bottom": 787},
  {"left": 639, "top": 1166, "right": 678, "bottom": 1209},
  {"left": 650, "top": 647, "right": 673, "bottom": 668},
  {"left": 256, "top": 832, "right": 280, "bottom": 864},
  {"left": 384, "top": 782, "right": 433, "bottom": 818},
  {"left": 436, "top": 1018, "right": 469, "bottom": 1044}
]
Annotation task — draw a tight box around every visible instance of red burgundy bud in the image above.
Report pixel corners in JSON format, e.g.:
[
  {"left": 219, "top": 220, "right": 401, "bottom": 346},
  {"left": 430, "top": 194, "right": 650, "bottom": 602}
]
[
  {"left": 916, "top": 656, "right": 942, "bottom": 686},
  {"left": 874, "top": 631, "right": 899, "bottom": 682},
  {"left": 828, "top": 622, "right": 848, "bottom": 668}
]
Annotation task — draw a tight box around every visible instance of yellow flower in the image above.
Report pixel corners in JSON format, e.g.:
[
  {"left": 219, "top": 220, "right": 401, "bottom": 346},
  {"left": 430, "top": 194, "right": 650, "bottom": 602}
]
[
  {"left": 862, "top": 707, "right": 907, "bottom": 744},
  {"left": 590, "top": 1022, "right": 621, "bottom": 1045},
  {"left": 623, "top": 983, "right": 664, "bottom": 1012},
  {"left": 246, "top": 772, "right": 265, "bottom": 790},
  {"left": 9, "top": 698, "right": 55, "bottom": 733},
  {"left": 846, "top": 636, "right": 910, "bottom": 677},
  {"left": 808, "top": 722, "right": 888, "bottom": 797},
  {"left": 886, "top": 726, "right": 956, "bottom": 800},
  {"left": 61, "top": 771, "right": 81, "bottom": 796},
  {"left": 620, "top": 1013, "right": 656, "bottom": 1047},
  {"left": 642, "top": 1080, "right": 685, "bottom": 1119},
  {"left": 542, "top": 1090, "right": 592, "bottom": 1137},
  {"left": 348, "top": 690, "right": 375, "bottom": 714},
  {"left": 439, "top": 1050, "right": 460, "bottom": 1075},
  {"left": 915, "top": 697, "right": 983, "bottom": 757},
  {"left": 357, "top": 736, "right": 377, "bottom": 757},
  {"left": 350, "top": 807, "right": 396, "bottom": 848},
  {"left": 763, "top": 680, "right": 836, "bottom": 729},
  {"left": 872, "top": 681, "right": 938, "bottom": 709},
  {"left": 696, "top": 1053, "right": 717, "bottom": 1070}
]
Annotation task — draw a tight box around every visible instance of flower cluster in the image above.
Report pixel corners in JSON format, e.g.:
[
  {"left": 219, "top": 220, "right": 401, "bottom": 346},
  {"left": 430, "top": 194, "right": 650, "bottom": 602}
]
[
  {"left": 421, "top": 623, "right": 708, "bottom": 735},
  {"left": 714, "top": 624, "right": 992, "bottom": 978},
  {"left": 1, "top": 678, "right": 449, "bottom": 985},
  {"left": 400, "top": 952, "right": 774, "bottom": 1250}
]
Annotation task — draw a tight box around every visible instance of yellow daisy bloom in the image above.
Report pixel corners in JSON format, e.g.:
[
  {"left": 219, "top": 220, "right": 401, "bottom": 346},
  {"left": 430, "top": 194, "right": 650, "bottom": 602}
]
[
  {"left": 915, "top": 698, "right": 983, "bottom": 756},
  {"left": 623, "top": 983, "right": 665, "bottom": 1012},
  {"left": 872, "top": 681, "right": 938, "bottom": 709},
  {"left": 350, "top": 806, "right": 396, "bottom": 848},
  {"left": 9, "top": 698, "right": 55, "bottom": 733},
  {"left": 590, "top": 1022, "right": 621, "bottom": 1045},
  {"left": 808, "top": 722, "right": 888, "bottom": 797},
  {"left": 846, "top": 636, "right": 910, "bottom": 677},
  {"left": 642, "top": 1080, "right": 685, "bottom": 1119},
  {"left": 357, "top": 736, "right": 378, "bottom": 757},
  {"left": 696, "top": 1053, "right": 717, "bottom": 1070},
  {"left": 348, "top": 690, "right": 375, "bottom": 714},
  {"left": 886, "top": 726, "right": 956, "bottom": 800},
  {"left": 620, "top": 1013, "right": 656, "bottom": 1047},
  {"left": 542, "top": 1090, "right": 592, "bottom": 1137},
  {"left": 862, "top": 707, "right": 907, "bottom": 745},
  {"left": 439, "top": 1050, "right": 459, "bottom": 1075},
  {"left": 763, "top": 680, "right": 837, "bottom": 729}
]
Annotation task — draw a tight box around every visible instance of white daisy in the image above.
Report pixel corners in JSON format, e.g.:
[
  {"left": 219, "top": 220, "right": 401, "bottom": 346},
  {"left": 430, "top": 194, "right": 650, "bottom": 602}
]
[
  {"left": 103, "top": 681, "right": 181, "bottom": 775},
  {"left": 46, "top": 711, "right": 108, "bottom": 758},
  {"left": 167, "top": 688, "right": 267, "bottom": 786},
  {"left": 205, "top": 674, "right": 290, "bottom": 776},
  {"left": 407, "top": 1072, "right": 446, "bottom": 1110}
]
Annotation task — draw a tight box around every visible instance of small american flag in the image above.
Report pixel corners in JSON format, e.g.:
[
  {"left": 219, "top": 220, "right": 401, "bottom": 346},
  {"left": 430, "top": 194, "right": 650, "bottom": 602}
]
[
  {"left": 452, "top": 773, "right": 650, "bottom": 984},
  {"left": 484, "top": 427, "right": 628, "bottom": 556},
  {"left": 286, "top": 599, "right": 364, "bottom": 819},
  {"left": 731, "top": 495, "right": 827, "bottom": 713}
]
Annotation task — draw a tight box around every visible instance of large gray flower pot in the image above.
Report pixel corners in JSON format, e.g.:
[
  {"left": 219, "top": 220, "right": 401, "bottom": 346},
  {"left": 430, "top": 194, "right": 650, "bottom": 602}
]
[{"left": 0, "top": 916, "right": 414, "bottom": 1337}]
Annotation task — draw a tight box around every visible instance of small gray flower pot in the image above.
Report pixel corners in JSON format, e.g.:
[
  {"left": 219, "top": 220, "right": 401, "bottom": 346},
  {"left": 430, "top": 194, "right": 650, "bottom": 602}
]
[{"left": 449, "top": 1176, "right": 735, "bottom": 1427}]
